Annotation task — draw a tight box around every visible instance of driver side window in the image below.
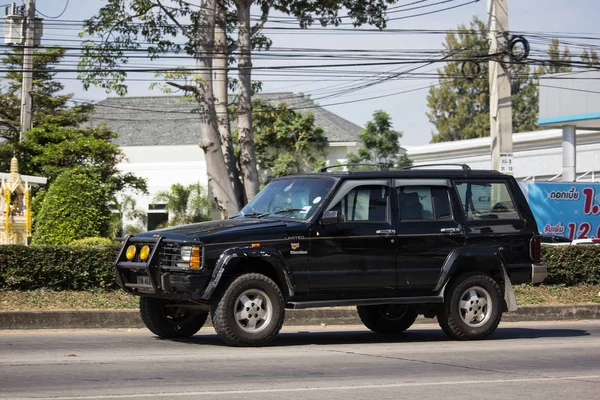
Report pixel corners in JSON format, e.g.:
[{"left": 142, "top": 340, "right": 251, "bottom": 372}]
[{"left": 328, "top": 185, "right": 389, "bottom": 222}]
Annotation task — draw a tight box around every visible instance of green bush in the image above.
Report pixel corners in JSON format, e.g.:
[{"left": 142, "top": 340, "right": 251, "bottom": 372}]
[
  {"left": 542, "top": 244, "right": 600, "bottom": 286},
  {"left": 0, "top": 244, "right": 598, "bottom": 291},
  {"left": 32, "top": 167, "right": 112, "bottom": 245},
  {"left": 71, "top": 237, "right": 117, "bottom": 246},
  {"left": 0, "top": 245, "right": 119, "bottom": 290}
]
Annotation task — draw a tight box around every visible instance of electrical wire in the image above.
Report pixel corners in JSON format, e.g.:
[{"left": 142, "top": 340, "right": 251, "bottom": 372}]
[{"left": 36, "top": 0, "right": 69, "bottom": 19}]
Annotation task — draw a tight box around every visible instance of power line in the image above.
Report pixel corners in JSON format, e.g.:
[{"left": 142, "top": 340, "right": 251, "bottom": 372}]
[
  {"left": 75, "top": 84, "right": 437, "bottom": 122},
  {"left": 387, "top": 0, "right": 480, "bottom": 21},
  {"left": 35, "top": 0, "right": 70, "bottom": 19}
]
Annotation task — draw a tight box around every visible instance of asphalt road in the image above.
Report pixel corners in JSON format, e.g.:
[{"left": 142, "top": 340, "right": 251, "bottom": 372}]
[{"left": 1, "top": 321, "right": 599, "bottom": 400}]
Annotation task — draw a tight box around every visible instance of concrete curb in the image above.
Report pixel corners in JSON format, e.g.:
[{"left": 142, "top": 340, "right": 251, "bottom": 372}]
[{"left": 0, "top": 305, "right": 598, "bottom": 330}]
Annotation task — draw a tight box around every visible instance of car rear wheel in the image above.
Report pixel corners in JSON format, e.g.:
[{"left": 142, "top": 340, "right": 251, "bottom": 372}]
[
  {"left": 211, "top": 273, "right": 285, "bottom": 347},
  {"left": 438, "top": 273, "right": 503, "bottom": 340},
  {"left": 357, "top": 304, "right": 418, "bottom": 334},
  {"left": 140, "top": 297, "right": 207, "bottom": 338}
]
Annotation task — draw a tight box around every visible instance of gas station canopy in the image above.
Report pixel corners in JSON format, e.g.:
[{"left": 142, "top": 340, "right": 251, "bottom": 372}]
[
  {"left": 538, "top": 70, "right": 600, "bottom": 182},
  {"left": 538, "top": 70, "right": 600, "bottom": 130}
]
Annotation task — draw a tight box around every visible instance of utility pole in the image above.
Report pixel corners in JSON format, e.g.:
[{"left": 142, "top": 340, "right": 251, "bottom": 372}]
[
  {"left": 19, "top": 0, "right": 36, "bottom": 141},
  {"left": 488, "top": 0, "right": 513, "bottom": 174}
]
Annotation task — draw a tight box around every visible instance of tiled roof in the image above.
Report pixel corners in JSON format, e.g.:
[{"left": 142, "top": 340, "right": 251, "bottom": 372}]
[{"left": 89, "top": 93, "right": 362, "bottom": 146}]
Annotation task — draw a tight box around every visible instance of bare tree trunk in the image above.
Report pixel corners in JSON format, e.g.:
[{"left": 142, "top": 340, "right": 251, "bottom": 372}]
[
  {"left": 193, "top": 0, "right": 239, "bottom": 218},
  {"left": 235, "top": 0, "right": 260, "bottom": 201},
  {"left": 214, "top": 2, "right": 245, "bottom": 207}
]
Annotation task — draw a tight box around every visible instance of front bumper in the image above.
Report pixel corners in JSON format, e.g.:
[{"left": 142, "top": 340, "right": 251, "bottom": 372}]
[
  {"left": 531, "top": 263, "right": 548, "bottom": 284},
  {"left": 114, "top": 236, "right": 210, "bottom": 299}
]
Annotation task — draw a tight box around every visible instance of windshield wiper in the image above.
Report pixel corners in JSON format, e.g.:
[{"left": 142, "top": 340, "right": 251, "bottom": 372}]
[
  {"left": 239, "top": 212, "right": 268, "bottom": 218},
  {"left": 243, "top": 208, "right": 305, "bottom": 219},
  {"left": 269, "top": 208, "right": 305, "bottom": 215}
]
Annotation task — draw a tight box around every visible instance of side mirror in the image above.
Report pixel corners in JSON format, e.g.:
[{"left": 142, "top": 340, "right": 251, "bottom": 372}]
[{"left": 321, "top": 210, "right": 340, "bottom": 225}]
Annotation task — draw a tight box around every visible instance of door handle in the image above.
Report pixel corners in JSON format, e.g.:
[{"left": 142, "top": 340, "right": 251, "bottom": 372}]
[
  {"left": 376, "top": 229, "right": 396, "bottom": 235},
  {"left": 440, "top": 227, "right": 460, "bottom": 233}
]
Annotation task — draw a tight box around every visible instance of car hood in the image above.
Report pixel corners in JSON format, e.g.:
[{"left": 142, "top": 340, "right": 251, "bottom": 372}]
[{"left": 134, "top": 218, "right": 293, "bottom": 241}]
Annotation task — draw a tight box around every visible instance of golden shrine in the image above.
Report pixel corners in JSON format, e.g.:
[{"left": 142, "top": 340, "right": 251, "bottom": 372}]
[{"left": 0, "top": 157, "right": 33, "bottom": 245}]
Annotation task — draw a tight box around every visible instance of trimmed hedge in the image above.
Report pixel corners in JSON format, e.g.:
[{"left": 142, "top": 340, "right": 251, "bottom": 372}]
[
  {"left": 0, "top": 244, "right": 598, "bottom": 291},
  {"left": 0, "top": 245, "right": 120, "bottom": 290},
  {"left": 543, "top": 245, "right": 600, "bottom": 286},
  {"left": 71, "top": 237, "right": 117, "bottom": 246}
]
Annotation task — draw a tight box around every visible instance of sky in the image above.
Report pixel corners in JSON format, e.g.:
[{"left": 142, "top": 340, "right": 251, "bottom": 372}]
[{"left": 17, "top": 0, "right": 600, "bottom": 146}]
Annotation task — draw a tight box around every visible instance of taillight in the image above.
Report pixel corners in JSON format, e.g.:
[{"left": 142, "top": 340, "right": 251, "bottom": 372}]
[{"left": 530, "top": 235, "right": 541, "bottom": 262}]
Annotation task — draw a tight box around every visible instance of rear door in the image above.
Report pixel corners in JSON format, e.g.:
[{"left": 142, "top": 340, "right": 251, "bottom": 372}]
[
  {"left": 454, "top": 179, "right": 534, "bottom": 284},
  {"left": 395, "top": 179, "right": 465, "bottom": 289}
]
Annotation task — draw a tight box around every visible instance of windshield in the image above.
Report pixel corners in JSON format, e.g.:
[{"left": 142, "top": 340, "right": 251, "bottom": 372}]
[{"left": 237, "top": 178, "right": 335, "bottom": 220}]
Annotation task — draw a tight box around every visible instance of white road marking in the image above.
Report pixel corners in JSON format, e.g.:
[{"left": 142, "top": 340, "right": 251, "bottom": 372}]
[{"left": 10, "top": 375, "right": 600, "bottom": 399}]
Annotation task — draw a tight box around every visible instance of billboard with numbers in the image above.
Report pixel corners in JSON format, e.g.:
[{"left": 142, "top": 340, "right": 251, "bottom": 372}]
[{"left": 519, "top": 182, "right": 600, "bottom": 239}]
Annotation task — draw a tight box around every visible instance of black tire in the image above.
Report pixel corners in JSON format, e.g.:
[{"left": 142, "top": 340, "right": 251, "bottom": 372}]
[
  {"left": 357, "top": 304, "right": 418, "bottom": 334},
  {"left": 438, "top": 273, "right": 503, "bottom": 340},
  {"left": 140, "top": 297, "right": 208, "bottom": 339},
  {"left": 211, "top": 273, "right": 285, "bottom": 347}
]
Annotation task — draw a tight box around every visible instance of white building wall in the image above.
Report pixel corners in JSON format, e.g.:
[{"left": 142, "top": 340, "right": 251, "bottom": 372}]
[
  {"left": 326, "top": 142, "right": 359, "bottom": 167},
  {"left": 406, "top": 129, "right": 600, "bottom": 182}
]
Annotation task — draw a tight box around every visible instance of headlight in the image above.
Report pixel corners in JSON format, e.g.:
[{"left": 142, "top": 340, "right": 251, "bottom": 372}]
[
  {"left": 125, "top": 245, "right": 136, "bottom": 260},
  {"left": 179, "top": 245, "right": 201, "bottom": 269},
  {"left": 180, "top": 246, "right": 192, "bottom": 262}
]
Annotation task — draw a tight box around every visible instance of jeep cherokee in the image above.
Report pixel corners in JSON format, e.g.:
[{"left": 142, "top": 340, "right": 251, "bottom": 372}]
[{"left": 114, "top": 164, "right": 547, "bottom": 346}]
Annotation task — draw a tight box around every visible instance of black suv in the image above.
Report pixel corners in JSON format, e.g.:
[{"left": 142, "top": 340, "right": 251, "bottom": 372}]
[{"left": 115, "top": 164, "right": 547, "bottom": 346}]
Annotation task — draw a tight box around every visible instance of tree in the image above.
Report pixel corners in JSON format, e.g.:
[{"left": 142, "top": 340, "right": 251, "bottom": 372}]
[
  {"left": 153, "top": 183, "right": 212, "bottom": 227},
  {"left": 427, "top": 17, "right": 563, "bottom": 143},
  {"left": 580, "top": 48, "right": 599, "bottom": 68},
  {"left": 81, "top": 0, "right": 241, "bottom": 217},
  {"left": 427, "top": 17, "right": 491, "bottom": 143},
  {"left": 110, "top": 195, "right": 148, "bottom": 237},
  {"left": 0, "top": 47, "right": 92, "bottom": 147},
  {"left": 511, "top": 66, "right": 539, "bottom": 133},
  {"left": 79, "top": 0, "right": 402, "bottom": 216},
  {"left": 0, "top": 45, "right": 147, "bottom": 241},
  {"left": 16, "top": 124, "right": 144, "bottom": 191},
  {"left": 347, "top": 110, "right": 411, "bottom": 169},
  {"left": 33, "top": 167, "right": 112, "bottom": 245},
  {"left": 536, "top": 38, "right": 572, "bottom": 75},
  {"left": 251, "top": 99, "right": 328, "bottom": 184},
  {"left": 0, "top": 46, "right": 145, "bottom": 192}
]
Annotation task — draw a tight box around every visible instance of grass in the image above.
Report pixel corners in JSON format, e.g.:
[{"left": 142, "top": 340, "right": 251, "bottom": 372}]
[
  {"left": 0, "top": 290, "right": 139, "bottom": 311},
  {"left": 1, "top": 285, "right": 599, "bottom": 311},
  {"left": 513, "top": 284, "right": 600, "bottom": 305}
]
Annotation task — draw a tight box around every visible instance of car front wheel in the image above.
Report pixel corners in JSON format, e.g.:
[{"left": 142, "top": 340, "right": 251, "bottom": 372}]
[{"left": 211, "top": 273, "right": 285, "bottom": 347}]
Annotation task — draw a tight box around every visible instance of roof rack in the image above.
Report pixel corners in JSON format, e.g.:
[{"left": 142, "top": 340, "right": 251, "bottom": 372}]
[
  {"left": 402, "top": 163, "right": 472, "bottom": 172},
  {"left": 319, "top": 163, "right": 389, "bottom": 173}
]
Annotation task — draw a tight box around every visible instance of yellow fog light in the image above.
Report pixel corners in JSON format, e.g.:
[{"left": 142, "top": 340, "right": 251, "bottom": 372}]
[
  {"left": 139, "top": 245, "right": 150, "bottom": 261},
  {"left": 190, "top": 246, "right": 201, "bottom": 269},
  {"left": 125, "top": 245, "right": 137, "bottom": 260}
]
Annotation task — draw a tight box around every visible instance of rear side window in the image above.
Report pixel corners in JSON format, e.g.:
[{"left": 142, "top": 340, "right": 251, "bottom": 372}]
[
  {"left": 397, "top": 186, "right": 453, "bottom": 221},
  {"left": 455, "top": 182, "right": 520, "bottom": 220}
]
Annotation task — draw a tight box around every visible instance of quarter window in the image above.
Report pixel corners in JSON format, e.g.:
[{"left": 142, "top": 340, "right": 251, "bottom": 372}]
[
  {"left": 397, "top": 186, "right": 452, "bottom": 221},
  {"left": 455, "top": 182, "right": 520, "bottom": 220}
]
